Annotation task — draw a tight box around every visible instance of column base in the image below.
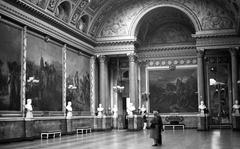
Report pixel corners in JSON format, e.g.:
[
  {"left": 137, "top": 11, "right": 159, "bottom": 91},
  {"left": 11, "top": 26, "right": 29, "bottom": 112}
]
[{"left": 232, "top": 115, "right": 240, "bottom": 131}]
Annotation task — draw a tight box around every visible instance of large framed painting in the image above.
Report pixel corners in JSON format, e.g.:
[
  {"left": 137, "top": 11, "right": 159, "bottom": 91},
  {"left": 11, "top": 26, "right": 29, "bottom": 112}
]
[
  {"left": 26, "top": 32, "right": 62, "bottom": 111},
  {"left": 66, "top": 49, "right": 90, "bottom": 112},
  {"left": 0, "top": 20, "right": 22, "bottom": 111},
  {"left": 147, "top": 65, "right": 198, "bottom": 113}
]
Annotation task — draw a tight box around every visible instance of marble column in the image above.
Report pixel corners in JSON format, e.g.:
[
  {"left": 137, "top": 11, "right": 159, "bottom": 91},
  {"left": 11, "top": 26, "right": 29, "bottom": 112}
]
[
  {"left": 99, "top": 55, "right": 107, "bottom": 114},
  {"left": 62, "top": 44, "right": 67, "bottom": 116},
  {"left": 90, "top": 56, "right": 97, "bottom": 116},
  {"left": 128, "top": 53, "right": 138, "bottom": 109},
  {"left": 230, "top": 48, "right": 239, "bottom": 103},
  {"left": 197, "top": 49, "right": 205, "bottom": 105}
]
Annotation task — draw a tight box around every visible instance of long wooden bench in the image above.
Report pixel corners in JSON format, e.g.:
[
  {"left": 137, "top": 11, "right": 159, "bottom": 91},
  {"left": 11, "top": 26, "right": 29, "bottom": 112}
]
[
  {"left": 41, "top": 130, "right": 61, "bottom": 139},
  {"left": 76, "top": 126, "right": 92, "bottom": 134},
  {"left": 163, "top": 124, "right": 185, "bottom": 131}
]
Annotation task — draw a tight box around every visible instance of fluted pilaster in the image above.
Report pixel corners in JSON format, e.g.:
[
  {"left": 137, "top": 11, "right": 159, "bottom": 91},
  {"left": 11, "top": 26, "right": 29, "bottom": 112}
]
[
  {"left": 197, "top": 49, "right": 205, "bottom": 105},
  {"left": 230, "top": 48, "right": 239, "bottom": 103}
]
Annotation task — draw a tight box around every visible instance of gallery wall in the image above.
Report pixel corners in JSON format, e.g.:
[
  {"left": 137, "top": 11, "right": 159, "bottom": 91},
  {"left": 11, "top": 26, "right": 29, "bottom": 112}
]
[{"left": 0, "top": 17, "right": 91, "bottom": 115}]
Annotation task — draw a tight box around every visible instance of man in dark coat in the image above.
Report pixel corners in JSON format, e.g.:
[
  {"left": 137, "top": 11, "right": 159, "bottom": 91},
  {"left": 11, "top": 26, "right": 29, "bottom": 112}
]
[{"left": 157, "top": 113, "right": 164, "bottom": 145}]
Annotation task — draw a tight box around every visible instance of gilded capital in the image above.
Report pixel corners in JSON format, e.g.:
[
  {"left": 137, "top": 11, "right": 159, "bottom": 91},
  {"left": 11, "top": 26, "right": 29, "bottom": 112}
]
[
  {"left": 127, "top": 53, "right": 137, "bottom": 62},
  {"left": 229, "top": 48, "right": 238, "bottom": 57},
  {"left": 98, "top": 55, "right": 107, "bottom": 63},
  {"left": 90, "top": 56, "right": 97, "bottom": 61},
  {"left": 196, "top": 49, "right": 204, "bottom": 58}
]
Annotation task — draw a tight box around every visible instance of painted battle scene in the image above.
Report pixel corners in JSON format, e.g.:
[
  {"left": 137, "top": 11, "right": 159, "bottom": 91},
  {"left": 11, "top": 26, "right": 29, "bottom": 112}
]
[
  {"left": 0, "top": 22, "right": 21, "bottom": 111},
  {"left": 149, "top": 68, "right": 198, "bottom": 113},
  {"left": 26, "top": 33, "right": 62, "bottom": 111},
  {"left": 66, "top": 50, "right": 90, "bottom": 112}
]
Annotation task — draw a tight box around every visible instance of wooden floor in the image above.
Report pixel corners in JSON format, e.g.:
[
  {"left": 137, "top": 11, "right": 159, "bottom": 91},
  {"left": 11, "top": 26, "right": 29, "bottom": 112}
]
[{"left": 1, "top": 129, "right": 240, "bottom": 149}]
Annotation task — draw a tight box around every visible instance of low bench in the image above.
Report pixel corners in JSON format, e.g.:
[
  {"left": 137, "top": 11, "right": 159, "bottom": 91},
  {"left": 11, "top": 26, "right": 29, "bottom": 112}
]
[
  {"left": 76, "top": 127, "right": 92, "bottom": 134},
  {"left": 41, "top": 130, "right": 61, "bottom": 139},
  {"left": 163, "top": 124, "right": 185, "bottom": 131}
]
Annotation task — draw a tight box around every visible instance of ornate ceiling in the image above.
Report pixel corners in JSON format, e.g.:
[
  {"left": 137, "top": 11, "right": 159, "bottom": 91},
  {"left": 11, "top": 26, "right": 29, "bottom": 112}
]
[{"left": 11, "top": 0, "right": 240, "bottom": 42}]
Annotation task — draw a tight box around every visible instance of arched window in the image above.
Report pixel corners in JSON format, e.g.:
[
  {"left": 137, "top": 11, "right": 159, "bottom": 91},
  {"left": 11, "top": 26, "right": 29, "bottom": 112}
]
[
  {"left": 78, "top": 15, "right": 89, "bottom": 33},
  {"left": 55, "top": 1, "right": 71, "bottom": 22}
]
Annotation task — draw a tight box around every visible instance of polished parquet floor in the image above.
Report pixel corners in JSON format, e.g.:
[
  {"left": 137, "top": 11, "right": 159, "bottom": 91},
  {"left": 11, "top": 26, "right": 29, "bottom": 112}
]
[{"left": 1, "top": 129, "right": 240, "bottom": 149}]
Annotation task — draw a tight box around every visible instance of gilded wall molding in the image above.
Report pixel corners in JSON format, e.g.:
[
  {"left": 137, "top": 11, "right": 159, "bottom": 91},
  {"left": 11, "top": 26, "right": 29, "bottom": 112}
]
[{"left": 143, "top": 57, "right": 197, "bottom": 68}]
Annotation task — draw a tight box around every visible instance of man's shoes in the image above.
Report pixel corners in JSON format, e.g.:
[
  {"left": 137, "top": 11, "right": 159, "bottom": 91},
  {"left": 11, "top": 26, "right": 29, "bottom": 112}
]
[{"left": 152, "top": 144, "right": 158, "bottom": 146}]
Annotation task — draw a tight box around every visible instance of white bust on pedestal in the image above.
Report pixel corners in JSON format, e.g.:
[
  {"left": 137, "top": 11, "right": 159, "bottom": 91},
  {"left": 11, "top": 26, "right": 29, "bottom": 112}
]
[
  {"left": 97, "top": 104, "right": 104, "bottom": 117},
  {"left": 233, "top": 100, "right": 240, "bottom": 116},
  {"left": 198, "top": 100, "right": 206, "bottom": 115},
  {"left": 25, "top": 99, "right": 33, "bottom": 119},
  {"left": 66, "top": 101, "right": 73, "bottom": 119},
  {"left": 127, "top": 103, "right": 135, "bottom": 117},
  {"left": 112, "top": 104, "right": 118, "bottom": 118}
]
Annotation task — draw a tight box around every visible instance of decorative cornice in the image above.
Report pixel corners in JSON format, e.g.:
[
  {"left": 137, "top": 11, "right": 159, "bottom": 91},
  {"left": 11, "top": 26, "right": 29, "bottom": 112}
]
[
  {"left": 96, "top": 39, "right": 137, "bottom": 55},
  {"left": 192, "top": 29, "right": 238, "bottom": 39},
  {"left": 96, "top": 37, "right": 137, "bottom": 47},
  {"left": 138, "top": 44, "right": 196, "bottom": 52}
]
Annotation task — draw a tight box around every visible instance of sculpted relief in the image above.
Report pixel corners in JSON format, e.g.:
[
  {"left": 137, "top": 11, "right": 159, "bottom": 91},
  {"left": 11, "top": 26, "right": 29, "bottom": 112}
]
[
  {"left": 100, "top": 0, "right": 146, "bottom": 37},
  {"left": 96, "top": 0, "right": 235, "bottom": 38}
]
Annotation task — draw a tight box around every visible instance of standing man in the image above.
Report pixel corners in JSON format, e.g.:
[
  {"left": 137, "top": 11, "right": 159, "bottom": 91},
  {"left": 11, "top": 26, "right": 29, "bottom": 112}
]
[{"left": 157, "top": 110, "right": 164, "bottom": 145}]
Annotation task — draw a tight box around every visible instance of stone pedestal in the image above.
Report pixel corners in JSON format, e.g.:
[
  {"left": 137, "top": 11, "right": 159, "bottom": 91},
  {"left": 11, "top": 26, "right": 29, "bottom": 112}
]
[
  {"left": 128, "top": 116, "right": 134, "bottom": 130},
  {"left": 24, "top": 118, "right": 34, "bottom": 140},
  {"left": 94, "top": 116, "right": 112, "bottom": 131},
  {"left": 197, "top": 114, "right": 209, "bottom": 131},
  {"left": 128, "top": 115, "right": 143, "bottom": 130},
  {"left": 66, "top": 118, "right": 73, "bottom": 134},
  {"left": 134, "top": 115, "right": 143, "bottom": 130},
  {"left": 113, "top": 117, "right": 118, "bottom": 129},
  {"left": 95, "top": 117, "right": 103, "bottom": 131},
  {"left": 104, "top": 116, "right": 112, "bottom": 130},
  {"left": 232, "top": 115, "right": 240, "bottom": 130}
]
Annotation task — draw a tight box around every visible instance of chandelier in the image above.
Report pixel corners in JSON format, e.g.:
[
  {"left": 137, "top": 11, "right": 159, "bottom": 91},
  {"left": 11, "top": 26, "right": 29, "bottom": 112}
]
[{"left": 113, "top": 57, "right": 124, "bottom": 93}]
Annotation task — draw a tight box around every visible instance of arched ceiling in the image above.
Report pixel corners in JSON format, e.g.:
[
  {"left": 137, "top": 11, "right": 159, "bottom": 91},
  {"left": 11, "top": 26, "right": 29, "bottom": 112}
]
[
  {"left": 136, "top": 7, "right": 195, "bottom": 45},
  {"left": 21, "top": 0, "right": 240, "bottom": 40}
]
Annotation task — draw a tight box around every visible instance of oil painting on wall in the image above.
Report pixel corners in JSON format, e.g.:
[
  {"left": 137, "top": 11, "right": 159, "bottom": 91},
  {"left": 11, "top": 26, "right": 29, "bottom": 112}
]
[
  {"left": 0, "top": 21, "right": 21, "bottom": 111},
  {"left": 149, "top": 67, "right": 198, "bottom": 113},
  {"left": 66, "top": 50, "right": 90, "bottom": 112},
  {"left": 26, "top": 33, "right": 62, "bottom": 111}
]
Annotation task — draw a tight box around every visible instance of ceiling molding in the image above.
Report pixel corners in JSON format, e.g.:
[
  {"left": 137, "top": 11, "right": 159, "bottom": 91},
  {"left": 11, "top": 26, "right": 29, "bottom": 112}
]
[{"left": 14, "top": 0, "right": 95, "bottom": 44}]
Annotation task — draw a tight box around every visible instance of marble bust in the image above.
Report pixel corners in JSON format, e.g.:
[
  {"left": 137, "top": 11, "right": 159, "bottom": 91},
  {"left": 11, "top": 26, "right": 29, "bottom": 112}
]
[
  {"left": 127, "top": 103, "right": 135, "bottom": 117},
  {"left": 25, "top": 99, "right": 33, "bottom": 119},
  {"left": 66, "top": 101, "right": 73, "bottom": 118},
  {"left": 198, "top": 100, "right": 206, "bottom": 115},
  {"left": 232, "top": 100, "right": 240, "bottom": 116},
  {"left": 97, "top": 104, "right": 104, "bottom": 117}
]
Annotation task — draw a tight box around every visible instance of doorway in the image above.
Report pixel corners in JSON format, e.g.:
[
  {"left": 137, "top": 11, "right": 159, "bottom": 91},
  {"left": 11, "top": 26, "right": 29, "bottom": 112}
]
[{"left": 206, "top": 53, "right": 231, "bottom": 127}]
